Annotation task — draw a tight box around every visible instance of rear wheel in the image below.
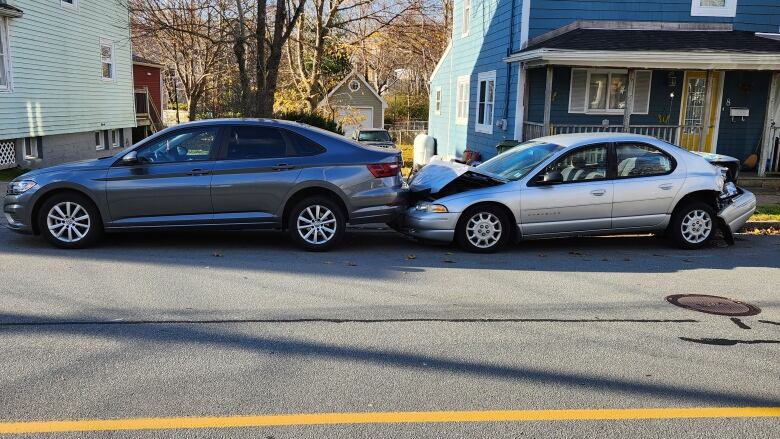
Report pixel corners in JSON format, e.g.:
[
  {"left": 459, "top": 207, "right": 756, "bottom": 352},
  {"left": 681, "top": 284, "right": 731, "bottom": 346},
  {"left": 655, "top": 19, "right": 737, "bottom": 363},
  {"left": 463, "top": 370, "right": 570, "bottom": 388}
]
[
  {"left": 456, "top": 205, "right": 511, "bottom": 253},
  {"left": 669, "top": 202, "right": 716, "bottom": 250},
  {"left": 288, "top": 196, "right": 346, "bottom": 251},
  {"left": 38, "top": 193, "right": 102, "bottom": 249}
]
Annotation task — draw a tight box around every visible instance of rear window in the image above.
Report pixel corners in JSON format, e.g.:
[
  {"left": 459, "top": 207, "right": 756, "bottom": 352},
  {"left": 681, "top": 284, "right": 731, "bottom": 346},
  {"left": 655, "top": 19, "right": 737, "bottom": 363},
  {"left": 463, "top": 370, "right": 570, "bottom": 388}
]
[
  {"left": 226, "top": 126, "right": 288, "bottom": 160},
  {"left": 358, "top": 131, "right": 391, "bottom": 142},
  {"left": 282, "top": 130, "right": 326, "bottom": 156}
]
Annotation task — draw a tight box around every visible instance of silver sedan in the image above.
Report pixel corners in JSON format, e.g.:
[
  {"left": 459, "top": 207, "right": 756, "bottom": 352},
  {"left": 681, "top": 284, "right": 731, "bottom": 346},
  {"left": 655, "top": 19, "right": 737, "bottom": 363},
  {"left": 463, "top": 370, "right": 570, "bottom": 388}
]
[{"left": 403, "top": 133, "right": 756, "bottom": 253}]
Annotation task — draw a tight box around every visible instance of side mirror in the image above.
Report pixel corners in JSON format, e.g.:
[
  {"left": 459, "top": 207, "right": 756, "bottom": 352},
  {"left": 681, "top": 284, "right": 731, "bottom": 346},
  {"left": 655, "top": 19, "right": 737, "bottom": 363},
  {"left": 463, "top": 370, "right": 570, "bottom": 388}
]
[
  {"left": 121, "top": 151, "right": 139, "bottom": 165},
  {"left": 537, "top": 170, "right": 563, "bottom": 185}
]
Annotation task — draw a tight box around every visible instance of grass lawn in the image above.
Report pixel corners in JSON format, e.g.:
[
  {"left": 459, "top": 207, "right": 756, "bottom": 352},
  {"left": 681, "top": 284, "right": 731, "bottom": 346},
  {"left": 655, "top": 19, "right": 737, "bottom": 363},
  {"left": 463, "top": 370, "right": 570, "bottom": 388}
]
[
  {"left": 751, "top": 204, "right": 780, "bottom": 222},
  {"left": 0, "top": 168, "right": 29, "bottom": 182}
]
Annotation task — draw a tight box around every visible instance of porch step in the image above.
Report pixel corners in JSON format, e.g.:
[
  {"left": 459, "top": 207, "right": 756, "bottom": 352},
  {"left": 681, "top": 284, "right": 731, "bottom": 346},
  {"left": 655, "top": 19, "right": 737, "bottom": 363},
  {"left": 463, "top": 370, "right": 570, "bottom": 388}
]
[{"left": 739, "top": 176, "right": 780, "bottom": 191}]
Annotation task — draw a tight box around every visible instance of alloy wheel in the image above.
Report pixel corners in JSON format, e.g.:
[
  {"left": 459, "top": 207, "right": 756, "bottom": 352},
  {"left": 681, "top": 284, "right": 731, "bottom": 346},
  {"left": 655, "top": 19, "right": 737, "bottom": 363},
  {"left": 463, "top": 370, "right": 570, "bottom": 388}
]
[
  {"left": 296, "top": 205, "right": 338, "bottom": 245},
  {"left": 46, "top": 201, "right": 91, "bottom": 243},
  {"left": 466, "top": 212, "right": 502, "bottom": 249},
  {"left": 680, "top": 209, "right": 712, "bottom": 244}
]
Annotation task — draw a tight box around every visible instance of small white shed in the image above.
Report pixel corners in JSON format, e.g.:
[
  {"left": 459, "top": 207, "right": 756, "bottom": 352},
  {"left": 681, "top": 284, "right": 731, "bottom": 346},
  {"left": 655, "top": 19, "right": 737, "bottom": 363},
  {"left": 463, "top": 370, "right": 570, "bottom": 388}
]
[{"left": 318, "top": 72, "right": 388, "bottom": 139}]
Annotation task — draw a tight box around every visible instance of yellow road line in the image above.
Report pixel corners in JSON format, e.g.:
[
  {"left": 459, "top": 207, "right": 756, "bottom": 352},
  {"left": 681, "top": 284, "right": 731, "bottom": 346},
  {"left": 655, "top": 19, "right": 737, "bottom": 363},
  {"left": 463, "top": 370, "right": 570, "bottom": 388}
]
[{"left": 1, "top": 407, "right": 778, "bottom": 434}]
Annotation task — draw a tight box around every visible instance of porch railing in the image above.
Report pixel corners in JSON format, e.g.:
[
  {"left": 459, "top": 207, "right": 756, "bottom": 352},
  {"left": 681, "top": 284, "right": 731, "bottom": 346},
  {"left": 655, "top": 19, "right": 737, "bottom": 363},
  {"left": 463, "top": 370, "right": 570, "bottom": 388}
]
[{"left": 523, "top": 122, "right": 706, "bottom": 152}]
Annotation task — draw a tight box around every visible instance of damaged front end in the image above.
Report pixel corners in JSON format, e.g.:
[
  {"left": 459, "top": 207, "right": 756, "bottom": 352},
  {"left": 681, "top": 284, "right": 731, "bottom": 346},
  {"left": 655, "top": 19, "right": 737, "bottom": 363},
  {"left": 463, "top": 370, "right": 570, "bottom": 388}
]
[
  {"left": 407, "top": 160, "right": 507, "bottom": 203},
  {"left": 704, "top": 153, "right": 756, "bottom": 244}
]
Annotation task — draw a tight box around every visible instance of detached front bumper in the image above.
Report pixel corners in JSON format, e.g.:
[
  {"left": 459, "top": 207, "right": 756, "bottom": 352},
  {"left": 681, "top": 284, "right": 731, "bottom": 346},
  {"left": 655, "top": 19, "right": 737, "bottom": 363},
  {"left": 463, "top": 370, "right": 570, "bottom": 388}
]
[
  {"left": 401, "top": 207, "right": 460, "bottom": 242},
  {"left": 718, "top": 188, "right": 756, "bottom": 234}
]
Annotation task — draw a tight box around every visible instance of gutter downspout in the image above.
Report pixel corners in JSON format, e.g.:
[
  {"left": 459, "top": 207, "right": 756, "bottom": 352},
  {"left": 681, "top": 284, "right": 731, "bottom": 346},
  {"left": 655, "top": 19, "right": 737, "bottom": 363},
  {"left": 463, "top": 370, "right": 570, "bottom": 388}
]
[
  {"left": 502, "top": 0, "right": 518, "bottom": 126},
  {"left": 512, "top": 0, "right": 531, "bottom": 141}
]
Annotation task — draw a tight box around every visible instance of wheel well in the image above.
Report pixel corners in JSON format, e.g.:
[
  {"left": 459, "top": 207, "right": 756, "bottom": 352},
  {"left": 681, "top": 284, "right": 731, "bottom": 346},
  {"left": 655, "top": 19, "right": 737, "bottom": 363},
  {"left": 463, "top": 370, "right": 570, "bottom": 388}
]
[
  {"left": 282, "top": 187, "right": 349, "bottom": 229},
  {"left": 30, "top": 189, "right": 102, "bottom": 235},
  {"left": 672, "top": 190, "right": 719, "bottom": 215},
  {"left": 460, "top": 201, "right": 518, "bottom": 240}
]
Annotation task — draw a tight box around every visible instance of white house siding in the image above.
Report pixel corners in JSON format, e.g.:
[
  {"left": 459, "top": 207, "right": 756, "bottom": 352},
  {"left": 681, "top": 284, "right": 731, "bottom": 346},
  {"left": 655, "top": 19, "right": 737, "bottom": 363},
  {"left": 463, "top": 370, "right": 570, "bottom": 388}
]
[{"left": 0, "top": 0, "right": 135, "bottom": 167}]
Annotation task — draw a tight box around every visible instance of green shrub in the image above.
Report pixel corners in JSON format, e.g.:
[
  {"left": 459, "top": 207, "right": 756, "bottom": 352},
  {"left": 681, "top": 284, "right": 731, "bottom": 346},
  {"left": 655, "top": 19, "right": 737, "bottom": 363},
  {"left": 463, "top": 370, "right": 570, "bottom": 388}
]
[{"left": 276, "top": 111, "right": 343, "bottom": 135}]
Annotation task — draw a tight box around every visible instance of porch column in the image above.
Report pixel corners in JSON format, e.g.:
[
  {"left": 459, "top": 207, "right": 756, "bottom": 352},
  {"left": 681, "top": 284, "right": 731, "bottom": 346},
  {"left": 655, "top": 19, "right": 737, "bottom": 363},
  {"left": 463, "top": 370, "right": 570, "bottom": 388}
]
[
  {"left": 699, "top": 70, "right": 715, "bottom": 152},
  {"left": 543, "top": 65, "right": 553, "bottom": 135},
  {"left": 759, "top": 72, "right": 780, "bottom": 177},
  {"left": 623, "top": 69, "right": 636, "bottom": 133}
]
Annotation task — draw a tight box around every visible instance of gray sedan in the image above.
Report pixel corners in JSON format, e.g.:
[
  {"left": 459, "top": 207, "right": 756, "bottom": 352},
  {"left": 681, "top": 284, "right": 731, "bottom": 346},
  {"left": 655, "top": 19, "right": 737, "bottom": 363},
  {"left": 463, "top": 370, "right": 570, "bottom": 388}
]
[
  {"left": 404, "top": 133, "right": 756, "bottom": 253},
  {"left": 4, "top": 119, "right": 405, "bottom": 251}
]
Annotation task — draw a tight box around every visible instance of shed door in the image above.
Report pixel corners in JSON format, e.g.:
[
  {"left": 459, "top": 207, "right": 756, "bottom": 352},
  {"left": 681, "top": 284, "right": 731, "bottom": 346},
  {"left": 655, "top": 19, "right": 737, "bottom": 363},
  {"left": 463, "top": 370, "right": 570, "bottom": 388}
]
[{"left": 336, "top": 107, "right": 373, "bottom": 139}]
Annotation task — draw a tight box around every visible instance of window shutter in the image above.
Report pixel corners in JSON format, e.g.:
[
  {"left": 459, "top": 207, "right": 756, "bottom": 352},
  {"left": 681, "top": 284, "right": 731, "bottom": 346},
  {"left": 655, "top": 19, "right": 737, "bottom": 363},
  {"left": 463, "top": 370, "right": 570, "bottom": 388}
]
[
  {"left": 632, "top": 70, "right": 652, "bottom": 115},
  {"left": 568, "top": 69, "right": 587, "bottom": 113}
]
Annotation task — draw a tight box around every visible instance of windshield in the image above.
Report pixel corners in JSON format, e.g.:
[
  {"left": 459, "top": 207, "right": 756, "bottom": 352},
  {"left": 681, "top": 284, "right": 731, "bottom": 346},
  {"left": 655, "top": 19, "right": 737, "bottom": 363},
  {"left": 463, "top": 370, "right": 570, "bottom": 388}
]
[
  {"left": 358, "top": 131, "right": 391, "bottom": 142},
  {"left": 477, "top": 141, "right": 565, "bottom": 181}
]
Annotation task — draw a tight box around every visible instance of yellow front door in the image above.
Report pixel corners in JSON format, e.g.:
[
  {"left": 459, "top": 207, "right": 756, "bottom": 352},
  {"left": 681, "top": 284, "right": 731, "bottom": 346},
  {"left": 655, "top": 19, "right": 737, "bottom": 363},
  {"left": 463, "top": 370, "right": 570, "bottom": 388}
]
[{"left": 679, "top": 71, "right": 722, "bottom": 153}]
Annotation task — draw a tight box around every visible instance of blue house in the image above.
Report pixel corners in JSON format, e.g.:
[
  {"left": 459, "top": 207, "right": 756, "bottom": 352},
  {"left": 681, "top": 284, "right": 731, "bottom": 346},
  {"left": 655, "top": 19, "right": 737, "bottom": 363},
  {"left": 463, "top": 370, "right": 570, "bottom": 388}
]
[{"left": 429, "top": 0, "right": 780, "bottom": 176}]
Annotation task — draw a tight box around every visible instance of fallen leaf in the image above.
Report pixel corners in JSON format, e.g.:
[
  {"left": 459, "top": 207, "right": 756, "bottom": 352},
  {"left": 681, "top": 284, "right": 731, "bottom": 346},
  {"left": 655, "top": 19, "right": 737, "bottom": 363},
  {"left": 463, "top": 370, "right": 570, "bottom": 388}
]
[
  {"left": 212, "top": 251, "right": 223, "bottom": 257},
  {"left": 406, "top": 254, "right": 417, "bottom": 260}
]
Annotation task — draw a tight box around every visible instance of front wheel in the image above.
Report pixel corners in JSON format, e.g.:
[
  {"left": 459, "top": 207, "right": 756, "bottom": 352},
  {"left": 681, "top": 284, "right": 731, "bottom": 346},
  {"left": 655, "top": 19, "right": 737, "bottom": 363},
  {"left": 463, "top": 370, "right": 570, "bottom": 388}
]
[
  {"left": 456, "top": 205, "right": 511, "bottom": 253},
  {"left": 669, "top": 202, "right": 716, "bottom": 250},
  {"left": 288, "top": 197, "right": 346, "bottom": 251},
  {"left": 38, "top": 193, "right": 102, "bottom": 249}
]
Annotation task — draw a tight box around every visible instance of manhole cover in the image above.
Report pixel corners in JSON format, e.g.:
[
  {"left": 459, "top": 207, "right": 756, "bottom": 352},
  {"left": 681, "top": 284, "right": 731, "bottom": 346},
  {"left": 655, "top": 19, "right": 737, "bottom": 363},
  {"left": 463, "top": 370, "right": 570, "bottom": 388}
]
[{"left": 666, "top": 294, "right": 761, "bottom": 316}]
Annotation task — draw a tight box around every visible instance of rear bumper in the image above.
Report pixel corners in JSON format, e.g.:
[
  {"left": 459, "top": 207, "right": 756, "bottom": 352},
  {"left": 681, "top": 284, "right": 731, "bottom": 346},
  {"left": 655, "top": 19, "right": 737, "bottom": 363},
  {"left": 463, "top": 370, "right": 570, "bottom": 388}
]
[
  {"left": 349, "top": 204, "right": 405, "bottom": 225},
  {"left": 718, "top": 188, "right": 756, "bottom": 233},
  {"left": 400, "top": 207, "right": 459, "bottom": 242}
]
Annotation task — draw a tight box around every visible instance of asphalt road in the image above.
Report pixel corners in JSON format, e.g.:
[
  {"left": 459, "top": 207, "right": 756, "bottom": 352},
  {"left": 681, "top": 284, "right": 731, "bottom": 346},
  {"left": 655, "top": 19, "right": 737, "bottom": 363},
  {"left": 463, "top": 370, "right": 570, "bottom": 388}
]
[{"left": 0, "top": 224, "right": 778, "bottom": 438}]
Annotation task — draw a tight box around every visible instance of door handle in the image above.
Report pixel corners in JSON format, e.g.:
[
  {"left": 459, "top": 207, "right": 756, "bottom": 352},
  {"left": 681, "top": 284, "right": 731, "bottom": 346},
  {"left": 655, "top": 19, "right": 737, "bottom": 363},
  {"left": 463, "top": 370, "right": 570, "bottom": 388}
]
[
  {"left": 659, "top": 183, "right": 674, "bottom": 190},
  {"left": 187, "top": 169, "right": 211, "bottom": 176},
  {"left": 590, "top": 189, "right": 606, "bottom": 196},
  {"left": 272, "top": 163, "right": 295, "bottom": 171}
]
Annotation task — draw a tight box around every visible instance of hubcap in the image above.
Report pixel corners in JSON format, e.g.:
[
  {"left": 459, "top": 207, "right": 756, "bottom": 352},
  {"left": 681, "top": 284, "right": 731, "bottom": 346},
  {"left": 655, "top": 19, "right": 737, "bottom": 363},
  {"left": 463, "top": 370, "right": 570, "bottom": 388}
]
[
  {"left": 681, "top": 209, "right": 712, "bottom": 244},
  {"left": 466, "top": 212, "right": 502, "bottom": 249},
  {"left": 297, "top": 205, "right": 337, "bottom": 245},
  {"left": 46, "top": 201, "right": 91, "bottom": 243}
]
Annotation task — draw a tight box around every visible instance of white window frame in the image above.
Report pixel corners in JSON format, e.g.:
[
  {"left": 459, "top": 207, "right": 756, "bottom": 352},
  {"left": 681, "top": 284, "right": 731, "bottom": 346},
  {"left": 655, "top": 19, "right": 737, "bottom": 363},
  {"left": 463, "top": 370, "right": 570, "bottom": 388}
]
[
  {"left": 456, "top": 75, "right": 470, "bottom": 125},
  {"left": 462, "top": 0, "right": 471, "bottom": 37},
  {"left": 475, "top": 71, "right": 496, "bottom": 134},
  {"left": 23, "top": 137, "right": 39, "bottom": 159},
  {"left": 111, "top": 129, "right": 121, "bottom": 148},
  {"left": 100, "top": 38, "right": 115, "bottom": 82},
  {"left": 434, "top": 87, "right": 442, "bottom": 115},
  {"left": 0, "top": 18, "right": 12, "bottom": 93},
  {"left": 569, "top": 68, "right": 652, "bottom": 116},
  {"left": 95, "top": 131, "right": 106, "bottom": 151},
  {"left": 691, "top": 0, "right": 737, "bottom": 17},
  {"left": 61, "top": 0, "right": 79, "bottom": 10}
]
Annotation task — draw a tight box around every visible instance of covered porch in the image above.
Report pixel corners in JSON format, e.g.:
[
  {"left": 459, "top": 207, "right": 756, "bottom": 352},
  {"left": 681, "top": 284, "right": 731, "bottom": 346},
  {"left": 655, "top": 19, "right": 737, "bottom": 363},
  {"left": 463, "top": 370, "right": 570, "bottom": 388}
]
[{"left": 507, "top": 26, "right": 780, "bottom": 177}]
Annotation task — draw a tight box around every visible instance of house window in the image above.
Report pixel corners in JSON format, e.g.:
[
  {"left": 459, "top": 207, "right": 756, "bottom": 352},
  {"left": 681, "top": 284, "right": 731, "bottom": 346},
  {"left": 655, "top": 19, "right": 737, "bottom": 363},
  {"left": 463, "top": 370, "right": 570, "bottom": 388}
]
[
  {"left": 348, "top": 79, "right": 361, "bottom": 92},
  {"left": 476, "top": 71, "right": 496, "bottom": 134},
  {"left": 61, "top": 0, "right": 79, "bottom": 10},
  {"left": 434, "top": 87, "right": 442, "bottom": 115},
  {"left": 569, "top": 69, "right": 652, "bottom": 115},
  {"left": 111, "top": 129, "right": 121, "bottom": 148},
  {"left": 95, "top": 131, "right": 105, "bottom": 151},
  {"left": 0, "top": 18, "right": 10, "bottom": 92},
  {"left": 456, "top": 76, "right": 470, "bottom": 125},
  {"left": 691, "top": 0, "right": 737, "bottom": 17},
  {"left": 462, "top": 0, "right": 471, "bottom": 37},
  {"left": 101, "top": 39, "right": 115, "bottom": 81},
  {"left": 23, "top": 137, "right": 41, "bottom": 159}
]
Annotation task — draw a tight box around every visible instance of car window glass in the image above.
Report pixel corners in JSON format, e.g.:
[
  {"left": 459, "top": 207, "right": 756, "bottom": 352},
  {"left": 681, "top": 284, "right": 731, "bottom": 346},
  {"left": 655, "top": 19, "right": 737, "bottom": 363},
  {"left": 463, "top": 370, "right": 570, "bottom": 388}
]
[
  {"left": 136, "top": 128, "right": 219, "bottom": 164},
  {"left": 226, "top": 126, "right": 288, "bottom": 160},
  {"left": 478, "top": 141, "right": 565, "bottom": 181},
  {"left": 283, "top": 130, "right": 326, "bottom": 156},
  {"left": 545, "top": 145, "right": 607, "bottom": 182},
  {"left": 358, "top": 131, "right": 391, "bottom": 142},
  {"left": 616, "top": 143, "right": 673, "bottom": 177}
]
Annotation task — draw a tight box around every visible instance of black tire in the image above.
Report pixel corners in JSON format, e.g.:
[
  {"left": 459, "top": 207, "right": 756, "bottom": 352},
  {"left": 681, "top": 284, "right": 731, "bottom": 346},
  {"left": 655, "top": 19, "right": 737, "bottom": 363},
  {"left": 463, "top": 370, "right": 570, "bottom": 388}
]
[
  {"left": 287, "top": 196, "right": 346, "bottom": 251},
  {"left": 668, "top": 201, "right": 716, "bottom": 250},
  {"left": 37, "top": 192, "right": 103, "bottom": 249},
  {"left": 456, "top": 204, "right": 511, "bottom": 253}
]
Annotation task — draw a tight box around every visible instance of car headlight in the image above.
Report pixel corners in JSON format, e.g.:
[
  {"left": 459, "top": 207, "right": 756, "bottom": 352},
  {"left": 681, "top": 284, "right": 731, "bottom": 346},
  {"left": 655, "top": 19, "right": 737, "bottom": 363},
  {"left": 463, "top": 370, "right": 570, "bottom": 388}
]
[
  {"left": 7, "top": 180, "right": 36, "bottom": 195},
  {"left": 415, "top": 202, "right": 448, "bottom": 213},
  {"left": 719, "top": 181, "right": 738, "bottom": 199}
]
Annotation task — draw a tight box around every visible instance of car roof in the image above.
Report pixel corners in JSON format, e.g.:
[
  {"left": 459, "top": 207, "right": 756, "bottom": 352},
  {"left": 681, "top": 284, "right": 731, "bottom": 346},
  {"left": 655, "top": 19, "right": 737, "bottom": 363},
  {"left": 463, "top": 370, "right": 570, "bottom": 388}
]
[
  {"left": 168, "top": 118, "right": 306, "bottom": 128},
  {"left": 532, "top": 133, "right": 663, "bottom": 148}
]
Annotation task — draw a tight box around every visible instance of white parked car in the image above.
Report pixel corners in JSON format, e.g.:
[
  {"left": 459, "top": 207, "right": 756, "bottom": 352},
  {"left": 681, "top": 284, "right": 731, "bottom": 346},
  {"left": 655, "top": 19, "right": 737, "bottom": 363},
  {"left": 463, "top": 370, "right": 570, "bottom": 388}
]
[{"left": 403, "top": 133, "right": 755, "bottom": 253}]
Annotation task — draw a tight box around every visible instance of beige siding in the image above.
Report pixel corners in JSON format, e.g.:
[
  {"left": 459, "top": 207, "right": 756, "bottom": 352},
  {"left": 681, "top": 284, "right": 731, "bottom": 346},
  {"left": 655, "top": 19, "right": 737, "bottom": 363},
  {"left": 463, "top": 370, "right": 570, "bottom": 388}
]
[{"left": 0, "top": 0, "right": 136, "bottom": 141}]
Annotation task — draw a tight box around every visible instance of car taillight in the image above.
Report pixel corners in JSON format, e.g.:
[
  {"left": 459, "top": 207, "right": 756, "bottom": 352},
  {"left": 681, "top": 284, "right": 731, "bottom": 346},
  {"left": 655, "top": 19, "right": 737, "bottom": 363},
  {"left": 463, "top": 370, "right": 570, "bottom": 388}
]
[{"left": 367, "top": 163, "right": 399, "bottom": 178}]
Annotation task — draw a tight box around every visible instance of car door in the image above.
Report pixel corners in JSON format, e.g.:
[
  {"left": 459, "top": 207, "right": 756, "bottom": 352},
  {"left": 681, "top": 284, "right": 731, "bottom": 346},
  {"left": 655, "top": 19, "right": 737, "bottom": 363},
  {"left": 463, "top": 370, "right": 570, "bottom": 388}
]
[
  {"left": 611, "top": 142, "right": 683, "bottom": 229},
  {"left": 105, "top": 126, "right": 221, "bottom": 226},
  {"left": 210, "top": 125, "right": 323, "bottom": 225},
  {"left": 520, "top": 144, "right": 613, "bottom": 236}
]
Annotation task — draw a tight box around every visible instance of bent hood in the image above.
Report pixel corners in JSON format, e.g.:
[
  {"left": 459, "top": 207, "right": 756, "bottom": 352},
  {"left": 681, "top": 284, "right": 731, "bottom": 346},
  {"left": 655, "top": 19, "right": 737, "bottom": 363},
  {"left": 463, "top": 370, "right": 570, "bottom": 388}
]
[
  {"left": 692, "top": 151, "right": 740, "bottom": 182},
  {"left": 409, "top": 160, "right": 507, "bottom": 194}
]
